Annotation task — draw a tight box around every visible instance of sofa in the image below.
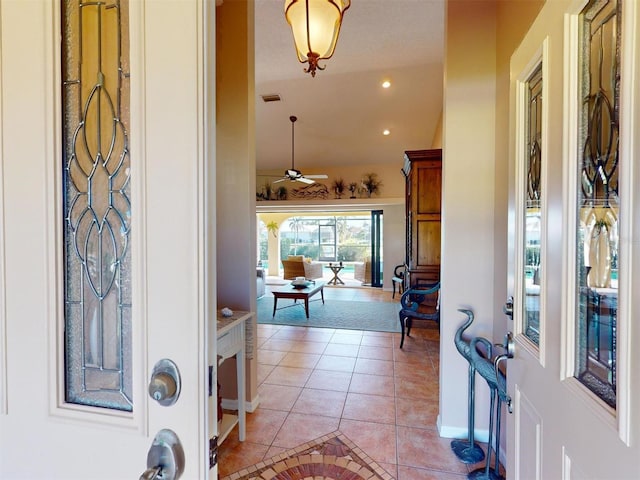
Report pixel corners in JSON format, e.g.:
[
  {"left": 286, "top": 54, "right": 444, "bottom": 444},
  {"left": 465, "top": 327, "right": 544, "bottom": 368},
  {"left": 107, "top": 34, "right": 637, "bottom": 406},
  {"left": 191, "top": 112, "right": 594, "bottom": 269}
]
[
  {"left": 257, "top": 267, "right": 266, "bottom": 298},
  {"left": 281, "top": 255, "right": 323, "bottom": 280}
]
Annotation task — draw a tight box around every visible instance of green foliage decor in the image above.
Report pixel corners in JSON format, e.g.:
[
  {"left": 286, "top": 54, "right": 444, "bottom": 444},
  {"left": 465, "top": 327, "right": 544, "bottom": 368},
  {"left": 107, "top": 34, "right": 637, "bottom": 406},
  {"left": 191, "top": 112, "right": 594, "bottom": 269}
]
[{"left": 361, "top": 173, "right": 382, "bottom": 197}]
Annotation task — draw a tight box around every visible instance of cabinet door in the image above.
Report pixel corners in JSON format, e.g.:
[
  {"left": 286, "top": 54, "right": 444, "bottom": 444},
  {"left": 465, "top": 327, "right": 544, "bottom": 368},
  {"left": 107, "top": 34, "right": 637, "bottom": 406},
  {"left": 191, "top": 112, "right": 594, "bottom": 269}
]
[{"left": 410, "top": 159, "right": 442, "bottom": 272}]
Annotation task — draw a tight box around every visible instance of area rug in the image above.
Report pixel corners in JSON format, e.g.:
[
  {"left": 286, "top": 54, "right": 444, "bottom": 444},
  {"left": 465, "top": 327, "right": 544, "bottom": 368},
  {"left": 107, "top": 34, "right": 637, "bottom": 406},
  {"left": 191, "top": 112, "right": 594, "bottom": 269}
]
[
  {"left": 257, "top": 297, "right": 401, "bottom": 333},
  {"left": 221, "top": 431, "right": 394, "bottom": 480}
]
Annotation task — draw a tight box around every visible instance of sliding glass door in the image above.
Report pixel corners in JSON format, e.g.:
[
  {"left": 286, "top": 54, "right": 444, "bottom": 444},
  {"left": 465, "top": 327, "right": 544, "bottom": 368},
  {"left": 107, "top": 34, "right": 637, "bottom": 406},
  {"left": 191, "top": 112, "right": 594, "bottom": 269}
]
[{"left": 371, "top": 210, "right": 383, "bottom": 287}]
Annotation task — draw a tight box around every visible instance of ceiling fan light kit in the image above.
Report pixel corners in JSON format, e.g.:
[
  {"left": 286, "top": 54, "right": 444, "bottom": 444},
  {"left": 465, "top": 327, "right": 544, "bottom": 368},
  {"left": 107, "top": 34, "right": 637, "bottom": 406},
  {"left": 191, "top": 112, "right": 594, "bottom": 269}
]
[
  {"left": 284, "top": 0, "right": 351, "bottom": 77},
  {"left": 274, "top": 115, "right": 329, "bottom": 185}
]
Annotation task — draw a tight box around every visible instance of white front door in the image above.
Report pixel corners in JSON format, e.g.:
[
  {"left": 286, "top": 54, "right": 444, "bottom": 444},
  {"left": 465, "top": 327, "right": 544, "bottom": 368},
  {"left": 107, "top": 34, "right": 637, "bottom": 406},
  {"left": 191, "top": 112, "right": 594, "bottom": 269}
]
[
  {"left": 506, "top": 1, "right": 640, "bottom": 478},
  {"left": 0, "top": 1, "right": 215, "bottom": 478}
]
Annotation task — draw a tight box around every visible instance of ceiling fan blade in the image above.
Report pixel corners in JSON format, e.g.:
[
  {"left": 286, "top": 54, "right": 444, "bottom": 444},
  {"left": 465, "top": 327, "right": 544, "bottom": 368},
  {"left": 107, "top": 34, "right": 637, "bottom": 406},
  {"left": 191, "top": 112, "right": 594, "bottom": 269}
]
[
  {"left": 304, "top": 174, "right": 329, "bottom": 179},
  {"left": 272, "top": 178, "right": 287, "bottom": 184},
  {"left": 297, "top": 177, "right": 315, "bottom": 184}
]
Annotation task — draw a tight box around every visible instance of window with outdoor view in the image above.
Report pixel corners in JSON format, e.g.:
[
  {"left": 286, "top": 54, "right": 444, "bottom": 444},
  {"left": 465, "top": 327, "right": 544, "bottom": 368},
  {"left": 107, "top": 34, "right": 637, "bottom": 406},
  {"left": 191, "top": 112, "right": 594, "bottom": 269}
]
[{"left": 574, "top": 0, "right": 620, "bottom": 409}]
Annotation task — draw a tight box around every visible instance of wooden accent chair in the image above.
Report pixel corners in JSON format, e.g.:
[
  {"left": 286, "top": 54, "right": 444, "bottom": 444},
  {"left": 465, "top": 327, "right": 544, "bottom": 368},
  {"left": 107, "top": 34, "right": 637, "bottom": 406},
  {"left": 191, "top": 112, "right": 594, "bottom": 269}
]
[
  {"left": 398, "top": 281, "right": 440, "bottom": 348},
  {"left": 391, "top": 264, "right": 405, "bottom": 299}
]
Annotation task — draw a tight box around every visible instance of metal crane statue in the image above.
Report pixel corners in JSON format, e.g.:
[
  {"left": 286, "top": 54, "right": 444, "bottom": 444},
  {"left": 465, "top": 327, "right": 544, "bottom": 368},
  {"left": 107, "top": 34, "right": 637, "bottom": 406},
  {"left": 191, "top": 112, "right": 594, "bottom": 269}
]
[
  {"left": 491, "top": 354, "right": 512, "bottom": 478},
  {"left": 495, "top": 354, "right": 512, "bottom": 414},
  {"left": 451, "top": 309, "right": 485, "bottom": 464},
  {"left": 468, "top": 337, "right": 509, "bottom": 480}
]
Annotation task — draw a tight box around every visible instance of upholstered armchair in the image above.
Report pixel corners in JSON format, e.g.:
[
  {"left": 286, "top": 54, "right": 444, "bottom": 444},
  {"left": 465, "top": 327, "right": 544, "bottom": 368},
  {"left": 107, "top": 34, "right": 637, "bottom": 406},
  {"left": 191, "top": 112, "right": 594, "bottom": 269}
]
[
  {"left": 303, "top": 261, "right": 323, "bottom": 279},
  {"left": 354, "top": 259, "right": 372, "bottom": 284},
  {"left": 281, "top": 255, "right": 323, "bottom": 280}
]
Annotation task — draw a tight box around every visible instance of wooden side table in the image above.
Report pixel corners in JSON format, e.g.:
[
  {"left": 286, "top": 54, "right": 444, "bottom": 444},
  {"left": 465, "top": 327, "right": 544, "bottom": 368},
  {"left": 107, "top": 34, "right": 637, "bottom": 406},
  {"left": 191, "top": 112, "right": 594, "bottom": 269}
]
[
  {"left": 216, "top": 310, "right": 250, "bottom": 444},
  {"left": 326, "top": 265, "right": 344, "bottom": 285}
]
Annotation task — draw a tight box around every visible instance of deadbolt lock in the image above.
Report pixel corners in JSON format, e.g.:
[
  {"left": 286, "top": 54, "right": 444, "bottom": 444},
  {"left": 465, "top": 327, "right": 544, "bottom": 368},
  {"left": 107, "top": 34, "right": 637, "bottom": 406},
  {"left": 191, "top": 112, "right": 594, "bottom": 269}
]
[{"left": 148, "top": 359, "right": 181, "bottom": 406}]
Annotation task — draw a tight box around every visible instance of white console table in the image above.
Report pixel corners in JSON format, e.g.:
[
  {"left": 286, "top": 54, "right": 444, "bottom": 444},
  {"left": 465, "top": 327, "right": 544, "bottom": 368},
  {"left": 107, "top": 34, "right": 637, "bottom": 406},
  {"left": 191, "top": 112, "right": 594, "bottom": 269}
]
[{"left": 216, "top": 309, "right": 251, "bottom": 443}]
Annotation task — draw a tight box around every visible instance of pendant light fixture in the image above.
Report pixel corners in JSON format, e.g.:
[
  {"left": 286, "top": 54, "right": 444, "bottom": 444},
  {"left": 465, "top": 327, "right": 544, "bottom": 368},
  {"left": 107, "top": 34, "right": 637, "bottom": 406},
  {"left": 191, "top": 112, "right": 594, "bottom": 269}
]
[{"left": 284, "top": 0, "right": 351, "bottom": 77}]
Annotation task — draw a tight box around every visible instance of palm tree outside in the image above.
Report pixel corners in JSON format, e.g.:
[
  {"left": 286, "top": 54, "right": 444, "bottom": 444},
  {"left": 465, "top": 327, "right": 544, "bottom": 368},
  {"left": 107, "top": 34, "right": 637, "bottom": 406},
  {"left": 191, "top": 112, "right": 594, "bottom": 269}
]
[{"left": 288, "top": 217, "right": 305, "bottom": 255}]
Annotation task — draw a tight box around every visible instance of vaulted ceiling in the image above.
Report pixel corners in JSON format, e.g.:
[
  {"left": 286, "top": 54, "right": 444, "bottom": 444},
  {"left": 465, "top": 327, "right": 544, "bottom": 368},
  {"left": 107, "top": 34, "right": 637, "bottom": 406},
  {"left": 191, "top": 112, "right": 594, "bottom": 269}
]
[{"left": 254, "top": 0, "right": 445, "bottom": 173}]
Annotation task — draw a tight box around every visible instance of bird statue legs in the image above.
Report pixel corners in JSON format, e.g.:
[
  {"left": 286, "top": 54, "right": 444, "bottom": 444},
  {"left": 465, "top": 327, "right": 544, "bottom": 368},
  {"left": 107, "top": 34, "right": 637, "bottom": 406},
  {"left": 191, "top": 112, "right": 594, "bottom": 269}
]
[
  {"left": 451, "top": 362, "right": 485, "bottom": 463},
  {"left": 467, "top": 388, "right": 503, "bottom": 480}
]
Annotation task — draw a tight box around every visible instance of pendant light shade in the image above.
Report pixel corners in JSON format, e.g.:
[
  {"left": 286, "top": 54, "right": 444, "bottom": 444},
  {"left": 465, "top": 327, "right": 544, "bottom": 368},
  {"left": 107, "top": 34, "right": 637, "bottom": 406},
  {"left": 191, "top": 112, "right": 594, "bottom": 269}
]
[{"left": 284, "top": 0, "right": 350, "bottom": 77}]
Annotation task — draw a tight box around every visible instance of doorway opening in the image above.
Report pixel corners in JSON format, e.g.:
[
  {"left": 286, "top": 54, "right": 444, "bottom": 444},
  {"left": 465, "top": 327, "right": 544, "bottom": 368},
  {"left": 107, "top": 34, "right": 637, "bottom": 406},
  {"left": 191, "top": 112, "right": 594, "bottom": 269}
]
[{"left": 257, "top": 211, "right": 383, "bottom": 287}]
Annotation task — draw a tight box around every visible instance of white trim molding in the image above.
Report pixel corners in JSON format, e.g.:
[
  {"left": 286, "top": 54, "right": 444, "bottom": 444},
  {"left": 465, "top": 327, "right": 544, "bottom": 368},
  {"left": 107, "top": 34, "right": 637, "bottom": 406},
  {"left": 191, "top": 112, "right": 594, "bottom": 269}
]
[
  {"left": 561, "top": 0, "right": 636, "bottom": 445},
  {"left": 513, "top": 37, "right": 549, "bottom": 367},
  {"left": 46, "top": 0, "right": 146, "bottom": 434},
  {"left": 614, "top": 0, "right": 640, "bottom": 446},
  {"left": 0, "top": 0, "right": 7, "bottom": 415}
]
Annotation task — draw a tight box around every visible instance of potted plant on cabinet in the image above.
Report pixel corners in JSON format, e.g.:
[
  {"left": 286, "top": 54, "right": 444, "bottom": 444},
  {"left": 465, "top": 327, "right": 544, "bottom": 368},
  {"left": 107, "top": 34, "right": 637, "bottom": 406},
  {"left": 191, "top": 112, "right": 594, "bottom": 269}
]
[
  {"left": 361, "top": 173, "right": 382, "bottom": 197},
  {"left": 332, "top": 178, "right": 346, "bottom": 199}
]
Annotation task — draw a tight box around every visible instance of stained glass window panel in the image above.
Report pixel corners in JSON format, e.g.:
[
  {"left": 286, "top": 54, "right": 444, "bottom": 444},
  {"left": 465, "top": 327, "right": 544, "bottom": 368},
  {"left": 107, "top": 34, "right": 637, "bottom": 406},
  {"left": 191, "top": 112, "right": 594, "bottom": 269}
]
[
  {"left": 522, "top": 64, "right": 543, "bottom": 346},
  {"left": 574, "top": 0, "right": 620, "bottom": 409},
  {"left": 62, "top": 0, "right": 132, "bottom": 411}
]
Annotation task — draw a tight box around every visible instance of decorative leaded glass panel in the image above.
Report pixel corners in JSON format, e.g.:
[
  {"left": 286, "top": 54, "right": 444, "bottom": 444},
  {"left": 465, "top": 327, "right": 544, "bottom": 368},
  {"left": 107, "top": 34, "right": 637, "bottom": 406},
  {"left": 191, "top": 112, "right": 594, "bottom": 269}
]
[
  {"left": 574, "top": 0, "right": 620, "bottom": 409},
  {"left": 62, "top": 0, "right": 132, "bottom": 411},
  {"left": 522, "top": 64, "right": 542, "bottom": 346}
]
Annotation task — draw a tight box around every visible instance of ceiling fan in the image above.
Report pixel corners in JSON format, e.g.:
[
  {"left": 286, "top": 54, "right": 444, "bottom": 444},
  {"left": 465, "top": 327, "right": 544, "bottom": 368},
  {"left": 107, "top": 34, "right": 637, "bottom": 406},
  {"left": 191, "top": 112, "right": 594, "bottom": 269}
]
[{"left": 273, "top": 115, "right": 328, "bottom": 184}]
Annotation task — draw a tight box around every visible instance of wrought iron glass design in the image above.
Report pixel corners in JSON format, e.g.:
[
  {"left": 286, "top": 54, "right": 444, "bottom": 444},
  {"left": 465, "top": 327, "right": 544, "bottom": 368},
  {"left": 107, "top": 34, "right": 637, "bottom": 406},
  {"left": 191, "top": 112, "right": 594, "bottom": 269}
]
[
  {"left": 574, "top": 0, "right": 620, "bottom": 409},
  {"left": 522, "top": 64, "right": 543, "bottom": 346},
  {"left": 62, "top": 0, "right": 132, "bottom": 411}
]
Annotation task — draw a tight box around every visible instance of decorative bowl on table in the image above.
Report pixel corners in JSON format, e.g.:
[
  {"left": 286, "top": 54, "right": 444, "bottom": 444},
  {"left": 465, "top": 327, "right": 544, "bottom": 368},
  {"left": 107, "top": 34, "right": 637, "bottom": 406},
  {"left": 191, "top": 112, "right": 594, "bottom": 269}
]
[{"left": 291, "top": 278, "right": 308, "bottom": 289}]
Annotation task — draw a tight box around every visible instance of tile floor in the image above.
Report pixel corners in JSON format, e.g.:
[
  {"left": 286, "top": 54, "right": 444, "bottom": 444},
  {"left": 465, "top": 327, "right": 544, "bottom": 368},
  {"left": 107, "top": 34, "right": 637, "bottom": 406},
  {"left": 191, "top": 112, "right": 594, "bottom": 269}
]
[{"left": 218, "top": 286, "right": 489, "bottom": 480}]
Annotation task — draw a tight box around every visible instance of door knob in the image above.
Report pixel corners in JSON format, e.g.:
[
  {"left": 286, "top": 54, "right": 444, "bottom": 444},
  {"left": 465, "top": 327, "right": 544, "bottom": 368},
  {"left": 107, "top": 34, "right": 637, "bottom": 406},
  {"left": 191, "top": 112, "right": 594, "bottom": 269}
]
[
  {"left": 494, "top": 354, "right": 513, "bottom": 413},
  {"left": 140, "top": 429, "right": 185, "bottom": 480},
  {"left": 500, "top": 331, "right": 515, "bottom": 358},
  {"left": 148, "top": 359, "right": 181, "bottom": 406}
]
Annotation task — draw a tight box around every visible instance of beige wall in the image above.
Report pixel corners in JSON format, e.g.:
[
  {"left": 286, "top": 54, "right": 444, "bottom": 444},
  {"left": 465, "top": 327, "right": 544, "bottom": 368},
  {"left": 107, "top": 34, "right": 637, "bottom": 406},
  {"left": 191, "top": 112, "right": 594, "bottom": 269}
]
[
  {"left": 431, "top": 112, "right": 443, "bottom": 149},
  {"left": 440, "top": 0, "right": 499, "bottom": 439},
  {"left": 438, "top": 0, "right": 540, "bottom": 440},
  {"left": 216, "top": 0, "right": 258, "bottom": 406}
]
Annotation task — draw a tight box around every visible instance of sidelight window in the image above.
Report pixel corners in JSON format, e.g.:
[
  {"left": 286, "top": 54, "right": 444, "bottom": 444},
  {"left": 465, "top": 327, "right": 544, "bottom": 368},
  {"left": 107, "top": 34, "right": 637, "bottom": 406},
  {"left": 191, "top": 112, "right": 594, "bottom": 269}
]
[
  {"left": 522, "top": 64, "right": 543, "bottom": 347},
  {"left": 574, "top": 0, "right": 621, "bottom": 409}
]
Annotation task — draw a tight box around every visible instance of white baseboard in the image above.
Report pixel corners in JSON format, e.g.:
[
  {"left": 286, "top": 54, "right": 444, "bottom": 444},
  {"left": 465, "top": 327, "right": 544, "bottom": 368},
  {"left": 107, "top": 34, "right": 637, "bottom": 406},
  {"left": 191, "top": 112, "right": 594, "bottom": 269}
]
[
  {"left": 221, "top": 394, "right": 260, "bottom": 413},
  {"left": 437, "top": 414, "right": 490, "bottom": 443},
  {"left": 437, "top": 415, "right": 507, "bottom": 466},
  {"left": 247, "top": 395, "right": 260, "bottom": 412}
]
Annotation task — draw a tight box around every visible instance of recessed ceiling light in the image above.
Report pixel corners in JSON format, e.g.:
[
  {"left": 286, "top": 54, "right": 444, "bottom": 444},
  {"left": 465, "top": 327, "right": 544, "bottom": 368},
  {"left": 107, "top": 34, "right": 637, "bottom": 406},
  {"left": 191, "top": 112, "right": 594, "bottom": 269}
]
[
  {"left": 381, "top": 80, "right": 391, "bottom": 89},
  {"left": 383, "top": 129, "right": 390, "bottom": 136}
]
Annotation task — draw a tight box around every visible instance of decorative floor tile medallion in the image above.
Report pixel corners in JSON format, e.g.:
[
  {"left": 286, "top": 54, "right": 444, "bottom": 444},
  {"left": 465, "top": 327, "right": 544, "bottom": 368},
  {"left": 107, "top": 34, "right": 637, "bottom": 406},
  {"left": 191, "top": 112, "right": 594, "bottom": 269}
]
[{"left": 222, "top": 431, "right": 394, "bottom": 480}]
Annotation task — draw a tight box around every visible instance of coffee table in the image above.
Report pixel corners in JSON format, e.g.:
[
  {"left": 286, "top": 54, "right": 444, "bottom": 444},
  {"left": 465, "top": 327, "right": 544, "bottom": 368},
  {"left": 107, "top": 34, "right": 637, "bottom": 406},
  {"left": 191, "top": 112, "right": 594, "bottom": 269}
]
[{"left": 271, "top": 280, "right": 326, "bottom": 318}]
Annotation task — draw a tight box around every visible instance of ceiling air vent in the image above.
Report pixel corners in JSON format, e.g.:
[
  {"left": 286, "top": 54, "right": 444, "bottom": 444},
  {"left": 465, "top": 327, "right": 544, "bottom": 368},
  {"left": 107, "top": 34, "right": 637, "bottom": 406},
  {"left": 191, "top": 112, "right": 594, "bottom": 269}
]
[{"left": 261, "top": 94, "right": 281, "bottom": 103}]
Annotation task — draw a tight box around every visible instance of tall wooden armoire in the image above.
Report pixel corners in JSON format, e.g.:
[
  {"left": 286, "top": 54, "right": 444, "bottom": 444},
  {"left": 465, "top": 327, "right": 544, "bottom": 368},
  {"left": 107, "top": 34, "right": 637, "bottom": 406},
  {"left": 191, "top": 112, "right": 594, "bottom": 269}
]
[{"left": 402, "top": 149, "right": 442, "bottom": 287}]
